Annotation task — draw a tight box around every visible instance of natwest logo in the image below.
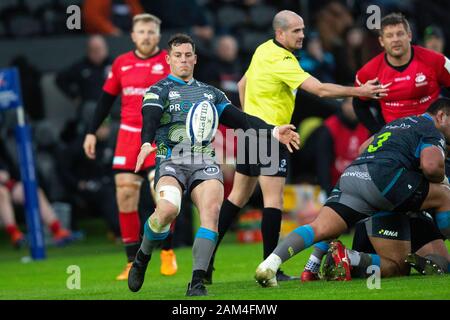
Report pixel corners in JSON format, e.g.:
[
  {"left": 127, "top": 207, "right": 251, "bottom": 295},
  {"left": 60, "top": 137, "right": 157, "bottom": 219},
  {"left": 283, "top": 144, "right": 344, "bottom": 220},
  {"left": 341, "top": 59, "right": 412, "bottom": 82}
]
[{"left": 122, "top": 87, "right": 147, "bottom": 96}]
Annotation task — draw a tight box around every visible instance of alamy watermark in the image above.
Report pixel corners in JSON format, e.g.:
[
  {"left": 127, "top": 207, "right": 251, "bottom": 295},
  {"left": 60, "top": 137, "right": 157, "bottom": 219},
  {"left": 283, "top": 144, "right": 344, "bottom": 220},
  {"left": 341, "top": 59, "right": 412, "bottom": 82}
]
[
  {"left": 66, "top": 5, "right": 81, "bottom": 30},
  {"left": 366, "top": 5, "right": 381, "bottom": 31},
  {"left": 66, "top": 265, "right": 81, "bottom": 290},
  {"left": 169, "top": 128, "right": 281, "bottom": 176},
  {"left": 366, "top": 265, "right": 381, "bottom": 290}
]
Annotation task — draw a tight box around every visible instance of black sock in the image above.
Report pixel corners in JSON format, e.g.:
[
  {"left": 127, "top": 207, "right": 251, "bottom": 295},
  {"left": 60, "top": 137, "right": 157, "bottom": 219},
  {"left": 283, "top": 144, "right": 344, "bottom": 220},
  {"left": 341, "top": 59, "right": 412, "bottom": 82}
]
[
  {"left": 209, "top": 199, "right": 241, "bottom": 267},
  {"left": 161, "top": 231, "right": 173, "bottom": 250},
  {"left": 261, "top": 208, "right": 282, "bottom": 259},
  {"left": 125, "top": 242, "right": 141, "bottom": 262},
  {"left": 135, "top": 249, "right": 151, "bottom": 264},
  {"left": 192, "top": 269, "right": 206, "bottom": 286}
]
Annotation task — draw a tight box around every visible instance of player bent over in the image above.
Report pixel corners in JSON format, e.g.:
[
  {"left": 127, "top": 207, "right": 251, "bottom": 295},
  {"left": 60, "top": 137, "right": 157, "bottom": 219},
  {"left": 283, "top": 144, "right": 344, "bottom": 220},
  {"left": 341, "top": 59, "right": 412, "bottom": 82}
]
[
  {"left": 255, "top": 98, "right": 450, "bottom": 287},
  {"left": 126, "top": 34, "right": 300, "bottom": 296}
]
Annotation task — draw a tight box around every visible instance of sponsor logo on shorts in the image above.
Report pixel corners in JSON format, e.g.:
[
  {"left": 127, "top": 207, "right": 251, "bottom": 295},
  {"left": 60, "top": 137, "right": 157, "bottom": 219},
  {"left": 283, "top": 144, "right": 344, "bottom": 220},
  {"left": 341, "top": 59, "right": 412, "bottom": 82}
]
[
  {"left": 203, "top": 166, "right": 219, "bottom": 176},
  {"left": 113, "top": 156, "right": 126, "bottom": 166},
  {"left": 279, "top": 159, "right": 287, "bottom": 173},
  {"left": 341, "top": 171, "right": 371, "bottom": 180},
  {"left": 164, "top": 166, "right": 176, "bottom": 174},
  {"left": 377, "top": 229, "right": 398, "bottom": 237}
]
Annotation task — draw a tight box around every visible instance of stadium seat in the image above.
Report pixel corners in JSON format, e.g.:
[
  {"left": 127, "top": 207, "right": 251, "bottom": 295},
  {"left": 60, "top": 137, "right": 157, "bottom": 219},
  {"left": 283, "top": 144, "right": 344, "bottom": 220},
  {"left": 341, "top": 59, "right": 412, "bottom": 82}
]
[
  {"left": 240, "top": 30, "right": 270, "bottom": 53},
  {"left": 216, "top": 6, "right": 247, "bottom": 30},
  {"left": 249, "top": 4, "right": 277, "bottom": 29},
  {"left": 24, "top": 0, "right": 52, "bottom": 12},
  {"left": 8, "top": 14, "right": 42, "bottom": 37}
]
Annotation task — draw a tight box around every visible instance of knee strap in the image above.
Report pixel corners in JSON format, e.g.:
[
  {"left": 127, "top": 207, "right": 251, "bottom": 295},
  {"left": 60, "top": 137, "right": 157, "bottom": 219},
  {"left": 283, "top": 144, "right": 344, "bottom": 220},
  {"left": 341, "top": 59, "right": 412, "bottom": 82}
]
[{"left": 156, "top": 185, "right": 182, "bottom": 215}]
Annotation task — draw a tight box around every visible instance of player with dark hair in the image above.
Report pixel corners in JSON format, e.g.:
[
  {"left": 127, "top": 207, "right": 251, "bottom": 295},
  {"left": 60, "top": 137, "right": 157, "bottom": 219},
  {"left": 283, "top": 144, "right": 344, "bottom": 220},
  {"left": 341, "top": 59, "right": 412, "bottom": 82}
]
[
  {"left": 126, "top": 33, "right": 300, "bottom": 296},
  {"left": 256, "top": 97, "right": 450, "bottom": 286},
  {"left": 302, "top": 13, "right": 450, "bottom": 281},
  {"left": 83, "top": 13, "right": 178, "bottom": 280},
  {"left": 206, "top": 9, "right": 388, "bottom": 284}
]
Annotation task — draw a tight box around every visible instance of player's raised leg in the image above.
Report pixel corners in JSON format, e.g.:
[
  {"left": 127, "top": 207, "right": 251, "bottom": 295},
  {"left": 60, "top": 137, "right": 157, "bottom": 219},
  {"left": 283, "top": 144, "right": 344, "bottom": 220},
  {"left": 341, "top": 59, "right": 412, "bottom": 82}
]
[
  {"left": 188, "top": 179, "right": 224, "bottom": 296},
  {"left": 259, "top": 175, "right": 298, "bottom": 281},
  {"left": 255, "top": 205, "right": 348, "bottom": 287},
  {"left": 206, "top": 172, "right": 257, "bottom": 284},
  {"left": 128, "top": 176, "right": 182, "bottom": 292}
]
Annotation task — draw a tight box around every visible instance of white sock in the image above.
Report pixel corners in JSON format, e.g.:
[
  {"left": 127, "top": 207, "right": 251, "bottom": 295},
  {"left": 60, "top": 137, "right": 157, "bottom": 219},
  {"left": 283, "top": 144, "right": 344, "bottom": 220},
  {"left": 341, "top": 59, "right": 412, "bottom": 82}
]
[
  {"left": 346, "top": 249, "right": 361, "bottom": 266},
  {"left": 305, "top": 255, "right": 321, "bottom": 273},
  {"left": 261, "top": 253, "right": 282, "bottom": 271}
]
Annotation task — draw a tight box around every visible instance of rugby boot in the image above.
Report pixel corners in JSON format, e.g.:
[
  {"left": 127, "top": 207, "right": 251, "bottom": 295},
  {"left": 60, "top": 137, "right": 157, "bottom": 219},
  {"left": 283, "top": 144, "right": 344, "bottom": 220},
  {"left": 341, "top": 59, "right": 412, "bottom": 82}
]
[
  {"left": 53, "top": 228, "right": 74, "bottom": 246},
  {"left": 11, "top": 230, "right": 26, "bottom": 249},
  {"left": 405, "top": 253, "right": 444, "bottom": 275},
  {"left": 128, "top": 250, "right": 151, "bottom": 292},
  {"left": 330, "top": 240, "right": 352, "bottom": 281},
  {"left": 300, "top": 270, "right": 320, "bottom": 282},
  {"left": 160, "top": 249, "right": 178, "bottom": 276},
  {"left": 321, "top": 251, "right": 338, "bottom": 281},
  {"left": 255, "top": 262, "right": 278, "bottom": 288},
  {"left": 186, "top": 281, "right": 208, "bottom": 296},
  {"left": 116, "top": 262, "right": 132, "bottom": 281},
  {"left": 276, "top": 269, "right": 300, "bottom": 281}
]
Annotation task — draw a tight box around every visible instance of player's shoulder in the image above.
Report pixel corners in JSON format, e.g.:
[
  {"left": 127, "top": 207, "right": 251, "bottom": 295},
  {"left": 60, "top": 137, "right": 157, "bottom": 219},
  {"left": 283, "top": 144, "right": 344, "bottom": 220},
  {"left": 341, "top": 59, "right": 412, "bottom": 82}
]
[
  {"left": 147, "top": 77, "right": 172, "bottom": 93},
  {"left": 193, "top": 79, "right": 216, "bottom": 90},
  {"left": 413, "top": 45, "right": 445, "bottom": 69},
  {"left": 357, "top": 52, "right": 385, "bottom": 75},
  {"left": 413, "top": 45, "right": 443, "bottom": 60},
  {"left": 112, "top": 51, "right": 135, "bottom": 64},
  {"left": 253, "top": 40, "right": 287, "bottom": 60}
]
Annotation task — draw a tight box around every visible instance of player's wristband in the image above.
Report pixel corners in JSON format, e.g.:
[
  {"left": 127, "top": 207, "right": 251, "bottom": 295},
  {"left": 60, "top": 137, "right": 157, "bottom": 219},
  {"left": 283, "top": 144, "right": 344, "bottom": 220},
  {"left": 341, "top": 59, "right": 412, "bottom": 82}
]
[
  {"left": 272, "top": 126, "right": 279, "bottom": 139},
  {"left": 141, "top": 142, "right": 151, "bottom": 149}
]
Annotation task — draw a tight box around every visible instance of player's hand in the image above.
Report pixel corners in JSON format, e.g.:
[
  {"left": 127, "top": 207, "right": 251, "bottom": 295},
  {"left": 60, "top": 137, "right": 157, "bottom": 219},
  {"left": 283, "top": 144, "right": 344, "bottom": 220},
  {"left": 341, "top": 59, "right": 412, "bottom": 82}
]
[
  {"left": 360, "top": 78, "right": 391, "bottom": 99},
  {"left": 135, "top": 143, "right": 157, "bottom": 173},
  {"left": 273, "top": 125, "right": 301, "bottom": 153},
  {"left": 83, "top": 134, "right": 97, "bottom": 159}
]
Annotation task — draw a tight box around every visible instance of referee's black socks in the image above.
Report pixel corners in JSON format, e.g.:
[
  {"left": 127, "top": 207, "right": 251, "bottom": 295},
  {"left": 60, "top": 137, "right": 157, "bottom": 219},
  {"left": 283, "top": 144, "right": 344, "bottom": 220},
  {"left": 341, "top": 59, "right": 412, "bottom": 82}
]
[{"left": 262, "top": 208, "right": 282, "bottom": 259}]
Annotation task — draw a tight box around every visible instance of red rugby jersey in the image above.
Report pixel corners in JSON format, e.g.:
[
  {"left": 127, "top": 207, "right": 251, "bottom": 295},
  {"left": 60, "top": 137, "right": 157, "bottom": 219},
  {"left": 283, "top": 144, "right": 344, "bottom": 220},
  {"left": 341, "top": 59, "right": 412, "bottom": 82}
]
[
  {"left": 355, "top": 45, "right": 450, "bottom": 123},
  {"left": 103, "top": 50, "right": 170, "bottom": 127}
]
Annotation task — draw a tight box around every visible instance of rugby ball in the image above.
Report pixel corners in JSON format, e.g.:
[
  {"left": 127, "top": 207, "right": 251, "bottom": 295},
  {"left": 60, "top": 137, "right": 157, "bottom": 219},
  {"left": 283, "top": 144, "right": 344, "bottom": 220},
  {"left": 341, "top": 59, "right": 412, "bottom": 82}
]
[{"left": 186, "top": 100, "right": 219, "bottom": 145}]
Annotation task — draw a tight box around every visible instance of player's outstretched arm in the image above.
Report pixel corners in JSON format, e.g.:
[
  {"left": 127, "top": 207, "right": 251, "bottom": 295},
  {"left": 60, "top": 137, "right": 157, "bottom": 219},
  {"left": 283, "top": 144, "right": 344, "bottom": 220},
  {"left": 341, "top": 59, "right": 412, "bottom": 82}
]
[
  {"left": 237, "top": 75, "right": 247, "bottom": 110},
  {"left": 219, "top": 104, "right": 300, "bottom": 152},
  {"left": 135, "top": 106, "right": 163, "bottom": 173},
  {"left": 300, "top": 76, "right": 390, "bottom": 99},
  {"left": 83, "top": 91, "right": 117, "bottom": 159}
]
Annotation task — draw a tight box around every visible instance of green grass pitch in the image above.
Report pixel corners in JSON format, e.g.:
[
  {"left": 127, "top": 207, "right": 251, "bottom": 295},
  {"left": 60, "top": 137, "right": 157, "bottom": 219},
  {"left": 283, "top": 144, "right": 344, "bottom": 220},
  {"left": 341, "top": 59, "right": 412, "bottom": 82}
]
[{"left": 0, "top": 221, "right": 449, "bottom": 300}]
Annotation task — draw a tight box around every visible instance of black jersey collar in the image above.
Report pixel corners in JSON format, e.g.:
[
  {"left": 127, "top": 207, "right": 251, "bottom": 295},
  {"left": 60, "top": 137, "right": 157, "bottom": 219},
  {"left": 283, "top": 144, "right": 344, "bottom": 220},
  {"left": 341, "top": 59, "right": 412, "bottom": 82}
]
[
  {"left": 272, "top": 39, "right": 300, "bottom": 60},
  {"left": 384, "top": 46, "right": 414, "bottom": 72}
]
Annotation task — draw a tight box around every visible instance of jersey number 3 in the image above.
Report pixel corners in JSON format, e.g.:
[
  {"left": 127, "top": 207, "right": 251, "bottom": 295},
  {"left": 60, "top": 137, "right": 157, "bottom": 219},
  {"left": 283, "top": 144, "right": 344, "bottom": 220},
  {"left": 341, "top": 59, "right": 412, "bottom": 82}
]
[{"left": 368, "top": 132, "right": 391, "bottom": 153}]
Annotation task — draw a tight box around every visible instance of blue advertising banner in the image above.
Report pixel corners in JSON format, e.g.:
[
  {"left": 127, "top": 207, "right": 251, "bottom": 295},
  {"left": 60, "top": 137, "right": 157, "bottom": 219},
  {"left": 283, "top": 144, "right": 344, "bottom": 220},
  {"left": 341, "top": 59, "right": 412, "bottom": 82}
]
[
  {"left": 0, "top": 67, "right": 46, "bottom": 260},
  {"left": 0, "top": 68, "right": 23, "bottom": 110}
]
